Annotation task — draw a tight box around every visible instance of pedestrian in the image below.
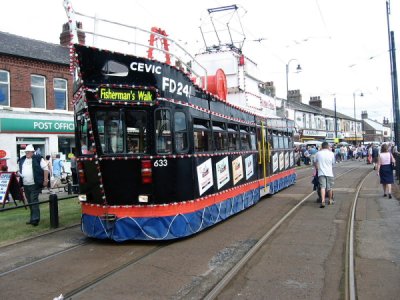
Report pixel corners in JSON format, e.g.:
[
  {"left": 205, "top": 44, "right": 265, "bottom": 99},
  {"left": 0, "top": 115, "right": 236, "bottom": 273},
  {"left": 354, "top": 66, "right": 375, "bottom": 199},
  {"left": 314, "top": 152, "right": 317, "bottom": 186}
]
[
  {"left": 314, "top": 141, "right": 335, "bottom": 208},
  {"left": 371, "top": 144, "right": 379, "bottom": 170},
  {"left": 45, "top": 155, "right": 53, "bottom": 190},
  {"left": 69, "top": 153, "right": 78, "bottom": 185},
  {"left": 376, "top": 143, "right": 396, "bottom": 199},
  {"left": 52, "top": 154, "right": 65, "bottom": 189},
  {"left": 18, "top": 144, "right": 49, "bottom": 226}
]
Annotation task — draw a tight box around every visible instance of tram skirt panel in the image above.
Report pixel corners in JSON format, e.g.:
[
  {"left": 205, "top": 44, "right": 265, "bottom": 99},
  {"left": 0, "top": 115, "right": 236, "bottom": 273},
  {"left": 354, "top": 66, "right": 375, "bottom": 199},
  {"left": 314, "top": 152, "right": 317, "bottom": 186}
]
[{"left": 80, "top": 188, "right": 261, "bottom": 241}]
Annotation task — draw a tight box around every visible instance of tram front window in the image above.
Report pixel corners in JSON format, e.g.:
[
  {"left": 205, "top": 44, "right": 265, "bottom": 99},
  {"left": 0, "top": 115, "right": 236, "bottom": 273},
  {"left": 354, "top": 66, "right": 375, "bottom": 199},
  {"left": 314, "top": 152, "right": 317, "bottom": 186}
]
[
  {"left": 96, "top": 111, "right": 124, "bottom": 154},
  {"left": 155, "top": 109, "right": 172, "bottom": 154},
  {"left": 126, "top": 111, "right": 147, "bottom": 153}
]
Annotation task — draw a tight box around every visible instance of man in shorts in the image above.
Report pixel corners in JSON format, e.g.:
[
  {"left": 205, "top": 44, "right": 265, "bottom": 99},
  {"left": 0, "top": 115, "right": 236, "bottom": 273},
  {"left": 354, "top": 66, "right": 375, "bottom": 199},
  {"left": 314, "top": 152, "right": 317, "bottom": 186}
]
[{"left": 314, "top": 141, "right": 335, "bottom": 208}]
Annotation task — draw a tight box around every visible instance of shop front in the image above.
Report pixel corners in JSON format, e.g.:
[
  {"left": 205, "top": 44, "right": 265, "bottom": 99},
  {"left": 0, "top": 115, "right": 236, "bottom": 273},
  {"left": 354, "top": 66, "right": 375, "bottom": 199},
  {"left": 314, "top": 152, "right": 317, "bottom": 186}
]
[
  {"left": 0, "top": 116, "right": 74, "bottom": 171},
  {"left": 299, "top": 129, "right": 326, "bottom": 143}
]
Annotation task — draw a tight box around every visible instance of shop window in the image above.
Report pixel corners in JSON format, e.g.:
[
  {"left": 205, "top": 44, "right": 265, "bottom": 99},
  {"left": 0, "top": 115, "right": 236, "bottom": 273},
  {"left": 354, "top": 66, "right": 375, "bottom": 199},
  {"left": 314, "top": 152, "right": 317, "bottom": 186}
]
[
  {"left": 174, "top": 111, "right": 188, "bottom": 153},
  {"left": 0, "top": 70, "right": 10, "bottom": 106},
  {"left": 213, "top": 121, "right": 227, "bottom": 151},
  {"left": 31, "top": 75, "right": 46, "bottom": 109},
  {"left": 155, "top": 109, "right": 172, "bottom": 154},
  {"left": 54, "top": 78, "right": 68, "bottom": 110},
  {"left": 193, "top": 119, "right": 210, "bottom": 152}
]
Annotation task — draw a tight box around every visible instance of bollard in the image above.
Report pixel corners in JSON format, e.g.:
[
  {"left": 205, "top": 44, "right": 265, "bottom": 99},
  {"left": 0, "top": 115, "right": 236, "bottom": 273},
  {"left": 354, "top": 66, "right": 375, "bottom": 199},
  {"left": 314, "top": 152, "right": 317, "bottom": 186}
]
[
  {"left": 49, "top": 193, "right": 59, "bottom": 229},
  {"left": 67, "top": 182, "right": 72, "bottom": 195}
]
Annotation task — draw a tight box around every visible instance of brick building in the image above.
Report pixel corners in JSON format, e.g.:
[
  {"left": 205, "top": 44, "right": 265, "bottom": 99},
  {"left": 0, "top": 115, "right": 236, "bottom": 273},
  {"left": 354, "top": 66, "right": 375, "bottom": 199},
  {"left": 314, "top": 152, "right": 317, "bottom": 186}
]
[{"left": 0, "top": 25, "right": 80, "bottom": 171}]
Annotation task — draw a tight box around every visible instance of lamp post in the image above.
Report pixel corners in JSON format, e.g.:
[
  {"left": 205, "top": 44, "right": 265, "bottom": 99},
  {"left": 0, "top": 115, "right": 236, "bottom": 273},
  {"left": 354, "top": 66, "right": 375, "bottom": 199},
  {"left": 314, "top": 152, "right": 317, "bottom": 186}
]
[
  {"left": 353, "top": 90, "right": 364, "bottom": 145},
  {"left": 334, "top": 96, "right": 337, "bottom": 140},
  {"left": 286, "top": 59, "right": 302, "bottom": 104}
]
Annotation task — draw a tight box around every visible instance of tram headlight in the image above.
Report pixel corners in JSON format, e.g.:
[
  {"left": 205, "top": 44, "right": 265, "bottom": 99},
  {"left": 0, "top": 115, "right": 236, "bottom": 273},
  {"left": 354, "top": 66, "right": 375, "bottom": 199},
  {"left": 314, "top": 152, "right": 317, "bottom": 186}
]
[
  {"left": 78, "top": 194, "right": 87, "bottom": 202},
  {"left": 138, "top": 195, "right": 149, "bottom": 203}
]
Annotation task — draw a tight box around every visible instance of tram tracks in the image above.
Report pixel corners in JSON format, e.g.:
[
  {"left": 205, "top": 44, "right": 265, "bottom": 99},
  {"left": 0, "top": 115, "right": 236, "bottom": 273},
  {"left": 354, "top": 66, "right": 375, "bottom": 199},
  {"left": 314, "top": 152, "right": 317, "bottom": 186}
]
[
  {"left": 204, "top": 164, "right": 371, "bottom": 299},
  {"left": 0, "top": 163, "right": 373, "bottom": 299}
]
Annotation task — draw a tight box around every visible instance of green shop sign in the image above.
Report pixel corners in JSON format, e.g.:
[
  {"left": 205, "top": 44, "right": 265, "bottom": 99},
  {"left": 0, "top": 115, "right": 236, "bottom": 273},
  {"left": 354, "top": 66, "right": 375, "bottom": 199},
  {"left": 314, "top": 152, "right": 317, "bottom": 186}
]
[{"left": 0, "top": 118, "right": 74, "bottom": 133}]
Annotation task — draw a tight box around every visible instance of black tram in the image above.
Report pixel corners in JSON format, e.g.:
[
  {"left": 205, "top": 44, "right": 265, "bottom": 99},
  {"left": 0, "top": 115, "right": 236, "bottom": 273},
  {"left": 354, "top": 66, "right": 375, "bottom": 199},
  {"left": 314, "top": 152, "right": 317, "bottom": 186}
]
[{"left": 65, "top": 2, "right": 296, "bottom": 241}]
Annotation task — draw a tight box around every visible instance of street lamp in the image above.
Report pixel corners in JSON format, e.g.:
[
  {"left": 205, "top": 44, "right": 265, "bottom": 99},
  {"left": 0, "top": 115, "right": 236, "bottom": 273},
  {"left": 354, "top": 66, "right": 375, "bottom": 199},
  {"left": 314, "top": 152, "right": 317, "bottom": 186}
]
[
  {"left": 353, "top": 90, "right": 364, "bottom": 145},
  {"left": 286, "top": 59, "right": 302, "bottom": 103}
]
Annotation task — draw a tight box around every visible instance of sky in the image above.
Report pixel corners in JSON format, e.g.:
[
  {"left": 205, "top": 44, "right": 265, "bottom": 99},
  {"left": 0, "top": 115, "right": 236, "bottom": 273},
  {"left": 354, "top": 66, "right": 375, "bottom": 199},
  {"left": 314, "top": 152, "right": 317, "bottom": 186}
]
[{"left": 1, "top": 0, "right": 399, "bottom": 122}]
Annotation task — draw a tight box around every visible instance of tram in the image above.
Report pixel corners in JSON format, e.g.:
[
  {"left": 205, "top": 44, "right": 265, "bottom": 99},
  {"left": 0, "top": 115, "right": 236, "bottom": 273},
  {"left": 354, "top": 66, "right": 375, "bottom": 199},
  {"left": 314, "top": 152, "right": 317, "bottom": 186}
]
[{"left": 64, "top": 1, "right": 296, "bottom": 241}]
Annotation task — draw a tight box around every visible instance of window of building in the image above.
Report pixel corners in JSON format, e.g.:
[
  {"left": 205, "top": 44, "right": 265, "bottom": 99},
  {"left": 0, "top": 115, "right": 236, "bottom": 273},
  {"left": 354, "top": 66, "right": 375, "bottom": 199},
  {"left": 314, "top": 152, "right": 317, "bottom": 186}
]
[
  {"left": 174, "top": 111, "right": 188, "bottom": 153},
  {"left": 155, "top": 109, "right": 172, "bottom": 154},
  {"left": 193, "top": 119, "right": 210, "bottom": 152},
  {"left": 212, "top": 121, "right": 227, "bottom": 151},
  {"left": 31, "top": 75, "right": 46, "bottom": 108},
  {"left": 54, "top": 78, "right": 68, "bottom": 110},
  {"left": 0, "top": 70, "right": 10, "bottom": 106}
]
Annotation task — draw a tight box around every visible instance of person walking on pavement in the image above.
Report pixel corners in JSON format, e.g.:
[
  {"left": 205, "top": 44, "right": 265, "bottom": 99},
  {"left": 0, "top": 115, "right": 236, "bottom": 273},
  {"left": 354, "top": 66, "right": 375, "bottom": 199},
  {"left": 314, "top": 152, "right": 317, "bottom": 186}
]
[
  {"left": 314, "top": 141, "right": 335, "bottom": 208},
  {"left": 52, "top": 154, "right": 64, "bottom": 189},
  {"left": 371, "top": 144, "right": 379, "bottom": 170},
  {"left": 18, "top": 144, "right": 49, "bottom": 226},
  {"left": 376, "top": 143, "right": 396, "bottom": 199}
]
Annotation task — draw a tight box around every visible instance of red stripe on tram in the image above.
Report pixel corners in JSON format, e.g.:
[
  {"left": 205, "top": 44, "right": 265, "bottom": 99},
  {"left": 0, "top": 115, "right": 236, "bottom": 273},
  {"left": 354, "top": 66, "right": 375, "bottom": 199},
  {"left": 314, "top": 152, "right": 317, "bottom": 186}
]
[{"left": 82, "top": 169, "right": 296, "bottom": 218}]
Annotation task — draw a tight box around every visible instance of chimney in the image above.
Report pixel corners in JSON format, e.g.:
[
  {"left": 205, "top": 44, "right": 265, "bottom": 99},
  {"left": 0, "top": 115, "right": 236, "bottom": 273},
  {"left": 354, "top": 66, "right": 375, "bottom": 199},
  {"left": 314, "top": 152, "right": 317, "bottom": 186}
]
[
  {"left": 288, "top": 89, "right": 302, "bottom": 102},
  {"left": 60, "top": 21, "right": 85, "bottom": 46},
  {"left": 309, "top": 96, "right": 322, "bottom": 108},
  {"left": 361, "top": 111, "right": 368, "bottom": 120}
]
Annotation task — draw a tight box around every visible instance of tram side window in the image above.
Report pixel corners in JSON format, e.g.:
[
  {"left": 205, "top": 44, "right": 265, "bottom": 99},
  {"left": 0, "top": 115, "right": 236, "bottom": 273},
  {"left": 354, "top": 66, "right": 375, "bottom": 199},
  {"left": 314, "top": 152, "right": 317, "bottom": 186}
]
[
  {"left": 279, "top": 135, "right": 284, "bottom": 149},
  {"left": 212, "top": 121, "right": 227, "bottom": 151},
  {"left": 240, "top": 126, "right": 251, "bottom": 151},
  {"left": 96, "top": 111, "right": 124, "bottom": 154},
  {"left": 283, "top": 135, "right": 289, "bottom": 149},
  {"left": 272, "top": 134, "right": 279, "bottom": 150},
  {"left": 155, "top": 109, "right": 172, "bottom": 154},
  {"left": 193, "top": 119, "right": 210, "bottom": 152},
  {"left": 250, "top": 128, "right": 257, "bottom": 150},
  {"left": 174, "top": 111, "right": 188, "bottom": 153},
  {"left": 77, "top": 114, "right": 91, "bottom": 155},
  {"left": 228, "top": 124, "right": 240, "bottom": 151},
  {"left": 126, "top": 110, "right": 147, "bottom": 153}
]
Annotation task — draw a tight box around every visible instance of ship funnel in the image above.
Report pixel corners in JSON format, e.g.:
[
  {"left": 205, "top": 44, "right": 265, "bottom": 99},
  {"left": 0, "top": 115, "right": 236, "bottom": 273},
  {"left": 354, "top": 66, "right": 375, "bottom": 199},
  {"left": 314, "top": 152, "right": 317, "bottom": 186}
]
[{"left": 203, "top": 69, "right": 227, "bottom": 100}]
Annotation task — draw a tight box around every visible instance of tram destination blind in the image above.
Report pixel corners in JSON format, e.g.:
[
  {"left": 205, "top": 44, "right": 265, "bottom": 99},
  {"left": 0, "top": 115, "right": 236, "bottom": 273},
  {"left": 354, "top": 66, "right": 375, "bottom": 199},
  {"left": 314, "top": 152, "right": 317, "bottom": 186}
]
[{"left": 99, "top": 87, "right": 155, "bottom": 102}]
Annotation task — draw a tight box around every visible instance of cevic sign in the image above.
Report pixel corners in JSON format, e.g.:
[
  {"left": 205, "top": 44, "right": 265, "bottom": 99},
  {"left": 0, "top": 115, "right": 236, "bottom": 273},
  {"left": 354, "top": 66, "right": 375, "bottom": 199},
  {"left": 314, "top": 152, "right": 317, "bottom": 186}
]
[{"left": 0, "top": 118, "right": 74, "bottom": 133}]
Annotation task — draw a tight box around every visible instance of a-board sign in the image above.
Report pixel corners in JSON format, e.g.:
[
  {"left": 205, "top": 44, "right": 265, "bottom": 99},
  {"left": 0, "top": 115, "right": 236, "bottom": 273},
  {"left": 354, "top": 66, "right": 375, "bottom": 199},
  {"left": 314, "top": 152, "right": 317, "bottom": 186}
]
[{"left": 0, "top": 172, "right": 25, "bottom": 207}]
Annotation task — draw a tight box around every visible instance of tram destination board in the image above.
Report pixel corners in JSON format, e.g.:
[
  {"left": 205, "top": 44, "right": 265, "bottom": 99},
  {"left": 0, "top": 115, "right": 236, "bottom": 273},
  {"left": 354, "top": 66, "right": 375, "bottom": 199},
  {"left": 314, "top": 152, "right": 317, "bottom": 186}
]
[{"left": 98, "top": 87, "right": 155, "bottom": 102}]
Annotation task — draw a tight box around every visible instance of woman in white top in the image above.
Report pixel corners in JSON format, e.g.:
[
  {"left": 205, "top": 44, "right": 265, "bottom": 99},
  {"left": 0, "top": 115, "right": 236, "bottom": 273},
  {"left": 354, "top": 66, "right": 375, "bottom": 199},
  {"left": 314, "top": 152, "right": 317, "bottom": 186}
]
[{"left": 376, "top": 143, "right": 396, "bottom": 198}]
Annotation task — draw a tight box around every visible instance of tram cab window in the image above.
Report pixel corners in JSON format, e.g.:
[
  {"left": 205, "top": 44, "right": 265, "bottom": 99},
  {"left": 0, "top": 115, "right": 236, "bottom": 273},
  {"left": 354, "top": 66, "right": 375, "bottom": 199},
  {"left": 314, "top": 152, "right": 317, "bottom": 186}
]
[
  {"left": 96, "top": 111, "right": 124, "bottom": 154},
  {"left": 228, "top": 124, "right": 240, "bottom": 151},
  {"left": 155, "top": 109, "right": 172, "bottom": 154},
  {"left": 77, "top": 114, "right": 92, "bottom": 155},
  {"left": 240, "top": 126, "right": 251, "bottom": 151},
  {"left": 193, "top": 119, "right": 210, "bottom": 152},
  {"left": 174, "top": 111, "right": 188, "bottom": 153},
  {"left": 212, "top": 121, "right": 227, "bottom": 151},
  {"left": 126, "top": 111, "right": 147, "bottom": 153}
]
